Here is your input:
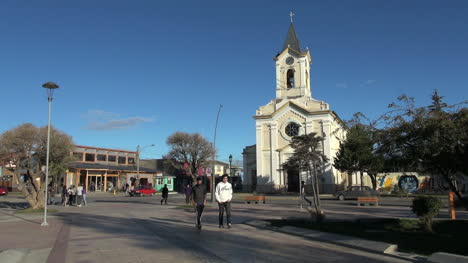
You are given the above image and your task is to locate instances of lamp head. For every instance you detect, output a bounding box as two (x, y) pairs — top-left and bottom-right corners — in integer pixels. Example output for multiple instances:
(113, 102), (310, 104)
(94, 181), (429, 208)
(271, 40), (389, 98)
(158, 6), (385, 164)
(42, 82), (59, 100)
(42, 82), (59, 90)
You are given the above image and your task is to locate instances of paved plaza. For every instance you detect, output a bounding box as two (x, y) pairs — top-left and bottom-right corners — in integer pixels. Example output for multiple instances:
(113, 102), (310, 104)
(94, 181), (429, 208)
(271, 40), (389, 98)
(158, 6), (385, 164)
(1, 193), (467, 263)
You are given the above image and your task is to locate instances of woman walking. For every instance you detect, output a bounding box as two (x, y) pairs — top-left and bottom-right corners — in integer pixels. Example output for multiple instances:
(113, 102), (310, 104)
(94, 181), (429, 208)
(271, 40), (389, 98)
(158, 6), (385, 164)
(161, 184), (169, 205)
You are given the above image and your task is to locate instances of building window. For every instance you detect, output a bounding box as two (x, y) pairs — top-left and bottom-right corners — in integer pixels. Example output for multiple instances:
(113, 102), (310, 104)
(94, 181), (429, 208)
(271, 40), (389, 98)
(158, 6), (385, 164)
(108, 155), (116, 162)
(85, 153), (95, 162)
(167, 178), (172, 185)
(287, 69), (295, 89)
(285, 122), (300, 137)
(97, 154), (106, 161)
(128, 157), (135, 165)
(156, 178), (164, 185)
(118, 156), (126, 164)
(73, 152), (83, 161)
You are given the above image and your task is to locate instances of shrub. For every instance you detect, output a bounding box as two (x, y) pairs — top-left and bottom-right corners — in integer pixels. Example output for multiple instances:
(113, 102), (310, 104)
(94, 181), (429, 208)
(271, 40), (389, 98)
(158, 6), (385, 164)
(411, 196), (442, 232)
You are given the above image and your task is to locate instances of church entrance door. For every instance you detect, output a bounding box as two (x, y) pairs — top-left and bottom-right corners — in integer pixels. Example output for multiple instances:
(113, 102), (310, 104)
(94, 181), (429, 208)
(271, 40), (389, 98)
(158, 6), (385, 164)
(287, 169), (300, 192)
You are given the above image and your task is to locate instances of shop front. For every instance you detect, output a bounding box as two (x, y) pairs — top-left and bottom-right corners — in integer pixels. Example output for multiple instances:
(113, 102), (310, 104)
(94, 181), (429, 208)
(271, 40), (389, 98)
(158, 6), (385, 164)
(67, 162), (158, 192)
(154, 176), (175, 192)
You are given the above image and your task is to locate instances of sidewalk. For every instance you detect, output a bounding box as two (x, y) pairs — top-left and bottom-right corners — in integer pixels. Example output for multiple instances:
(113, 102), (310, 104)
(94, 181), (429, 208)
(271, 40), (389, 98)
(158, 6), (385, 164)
(0, 217), (63, 263)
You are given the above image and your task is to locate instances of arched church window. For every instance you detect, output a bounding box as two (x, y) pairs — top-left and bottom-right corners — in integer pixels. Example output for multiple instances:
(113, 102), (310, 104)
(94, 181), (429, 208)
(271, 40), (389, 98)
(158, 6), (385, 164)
(285, 122), (300, 137)
(287, 69), (295, 89)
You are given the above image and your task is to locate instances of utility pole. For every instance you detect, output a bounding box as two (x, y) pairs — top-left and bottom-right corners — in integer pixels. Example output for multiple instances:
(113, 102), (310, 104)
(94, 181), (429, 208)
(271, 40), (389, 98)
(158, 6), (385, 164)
(211, 104), (223, 203)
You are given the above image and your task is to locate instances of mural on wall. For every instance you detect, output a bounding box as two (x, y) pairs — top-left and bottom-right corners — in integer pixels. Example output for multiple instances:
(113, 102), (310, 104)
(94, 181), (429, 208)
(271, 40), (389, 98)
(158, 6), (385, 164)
(377, 173), (428, 193)
(376, 173), (468, 193)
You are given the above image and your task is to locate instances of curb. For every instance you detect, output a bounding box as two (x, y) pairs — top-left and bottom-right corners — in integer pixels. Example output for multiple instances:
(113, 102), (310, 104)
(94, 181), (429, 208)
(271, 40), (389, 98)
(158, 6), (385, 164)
(427, 252), (468, 263)
(244, 220), (424, 262)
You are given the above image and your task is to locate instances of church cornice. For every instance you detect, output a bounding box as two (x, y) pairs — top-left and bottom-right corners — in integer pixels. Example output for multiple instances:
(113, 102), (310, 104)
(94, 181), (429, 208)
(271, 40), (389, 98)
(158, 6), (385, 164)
(273, 48), (311, 62)
(254, 101), (322, 119)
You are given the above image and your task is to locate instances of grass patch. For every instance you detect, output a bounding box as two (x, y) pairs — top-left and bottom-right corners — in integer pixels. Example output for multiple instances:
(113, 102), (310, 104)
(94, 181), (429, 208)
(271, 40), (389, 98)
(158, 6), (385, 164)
(15, 208), (59, 214)
(268, 218), (468, 256)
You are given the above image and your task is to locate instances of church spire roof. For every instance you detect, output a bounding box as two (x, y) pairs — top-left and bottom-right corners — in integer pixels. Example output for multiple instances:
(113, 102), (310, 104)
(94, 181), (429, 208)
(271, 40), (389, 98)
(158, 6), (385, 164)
(282, 22), (301, 52)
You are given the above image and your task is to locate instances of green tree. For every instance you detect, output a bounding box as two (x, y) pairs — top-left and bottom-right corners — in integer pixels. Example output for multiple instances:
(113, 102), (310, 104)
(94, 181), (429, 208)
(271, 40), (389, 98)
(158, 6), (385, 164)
(283, 133), (328, 222)
(333, 113), (383, 189)
(0, 123), (74, 209)
(378, 91), (468, 208)
(164, 132), (214, 181)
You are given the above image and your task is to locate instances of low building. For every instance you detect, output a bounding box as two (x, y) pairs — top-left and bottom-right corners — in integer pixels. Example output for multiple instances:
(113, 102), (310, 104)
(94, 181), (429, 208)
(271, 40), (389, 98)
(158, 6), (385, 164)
(139, 159), (175, 192)
(66, 145), (159, 192)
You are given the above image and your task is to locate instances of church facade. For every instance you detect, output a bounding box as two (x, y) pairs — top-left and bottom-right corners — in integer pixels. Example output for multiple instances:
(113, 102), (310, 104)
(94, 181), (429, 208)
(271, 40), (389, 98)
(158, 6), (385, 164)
(243, 22), (357, 194)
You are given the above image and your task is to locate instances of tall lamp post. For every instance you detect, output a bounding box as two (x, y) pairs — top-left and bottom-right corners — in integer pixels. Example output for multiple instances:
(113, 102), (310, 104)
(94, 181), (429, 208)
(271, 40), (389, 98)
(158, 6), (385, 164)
(228, 154), (233, 178)
(41, 82), (59, 227)
(211, 104), (223, 203)
(136, 144), (155, 186)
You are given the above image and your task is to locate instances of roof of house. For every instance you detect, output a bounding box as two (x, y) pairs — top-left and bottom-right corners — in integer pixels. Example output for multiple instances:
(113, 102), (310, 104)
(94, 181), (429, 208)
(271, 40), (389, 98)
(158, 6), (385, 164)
(68, 162), (158, 173)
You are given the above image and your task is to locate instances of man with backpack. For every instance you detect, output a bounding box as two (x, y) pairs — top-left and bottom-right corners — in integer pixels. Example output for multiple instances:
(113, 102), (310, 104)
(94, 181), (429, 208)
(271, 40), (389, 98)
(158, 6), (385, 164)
(192, 177), (207, 230)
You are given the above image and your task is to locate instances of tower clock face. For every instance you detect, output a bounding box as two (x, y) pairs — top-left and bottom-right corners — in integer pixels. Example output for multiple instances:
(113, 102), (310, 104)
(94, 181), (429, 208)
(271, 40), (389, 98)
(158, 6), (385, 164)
(285, 56), (294, 65)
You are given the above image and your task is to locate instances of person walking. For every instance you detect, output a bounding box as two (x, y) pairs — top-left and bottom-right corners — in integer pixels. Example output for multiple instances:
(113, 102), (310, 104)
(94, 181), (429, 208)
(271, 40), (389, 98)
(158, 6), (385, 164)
(215, 174), (233, 229)
(82, 187), (87, 206)
(192, 177), (207, 230)
(77, 184), (83, 207)
(70, 185), (76, 206)
(49, 185), (56, 205)
(62, 185), (69, 207)
(184, 184), (192, 204)
(160, 184), (169, 205)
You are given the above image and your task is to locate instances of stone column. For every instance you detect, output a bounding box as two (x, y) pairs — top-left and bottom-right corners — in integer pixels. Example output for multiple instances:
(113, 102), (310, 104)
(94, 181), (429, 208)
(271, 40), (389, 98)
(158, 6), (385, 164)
(255, 124), (263, 192)
(270, 123), (278, 190)
(321, 120), (333, 193)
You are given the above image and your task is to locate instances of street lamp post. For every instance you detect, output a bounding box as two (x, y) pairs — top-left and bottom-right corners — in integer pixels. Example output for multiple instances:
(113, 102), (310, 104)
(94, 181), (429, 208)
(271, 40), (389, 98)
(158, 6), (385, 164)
(211, 104), (223, 203)
(41, 82), (59, 227)
(228, 154), (233, 178)
(136, 144), (155, 186)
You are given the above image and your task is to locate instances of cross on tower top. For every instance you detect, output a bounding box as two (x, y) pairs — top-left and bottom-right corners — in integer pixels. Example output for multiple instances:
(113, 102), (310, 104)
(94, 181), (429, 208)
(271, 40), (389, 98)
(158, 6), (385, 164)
(289, 11), (295, 23)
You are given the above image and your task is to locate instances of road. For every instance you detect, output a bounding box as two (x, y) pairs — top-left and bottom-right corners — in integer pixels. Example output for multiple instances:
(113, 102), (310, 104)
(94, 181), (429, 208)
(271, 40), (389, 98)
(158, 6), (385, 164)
(0, 193), (418, 263)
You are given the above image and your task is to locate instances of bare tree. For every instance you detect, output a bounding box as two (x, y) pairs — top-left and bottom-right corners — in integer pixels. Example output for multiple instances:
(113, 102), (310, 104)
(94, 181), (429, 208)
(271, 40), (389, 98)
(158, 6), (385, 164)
(0, 123), (74, 209)
(164, 132), (214, 181)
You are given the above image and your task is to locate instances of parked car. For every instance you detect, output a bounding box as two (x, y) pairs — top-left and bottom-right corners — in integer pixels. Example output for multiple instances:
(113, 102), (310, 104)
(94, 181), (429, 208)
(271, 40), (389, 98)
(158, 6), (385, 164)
(129, 186), (156, 197)
(334, 186), (379, 201)
(0, 187), (8, 196)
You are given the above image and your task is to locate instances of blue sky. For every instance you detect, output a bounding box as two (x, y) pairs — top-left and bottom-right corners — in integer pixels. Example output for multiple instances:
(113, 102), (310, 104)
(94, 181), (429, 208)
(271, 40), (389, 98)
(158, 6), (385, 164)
(1, 0), (467, 162)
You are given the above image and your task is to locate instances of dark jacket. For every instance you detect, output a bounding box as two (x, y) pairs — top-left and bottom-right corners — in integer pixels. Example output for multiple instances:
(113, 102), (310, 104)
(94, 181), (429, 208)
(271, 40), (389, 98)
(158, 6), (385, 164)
(184, 186), (192, 196)
(162, 187), (169, 197)
(192, 184), (207, 204)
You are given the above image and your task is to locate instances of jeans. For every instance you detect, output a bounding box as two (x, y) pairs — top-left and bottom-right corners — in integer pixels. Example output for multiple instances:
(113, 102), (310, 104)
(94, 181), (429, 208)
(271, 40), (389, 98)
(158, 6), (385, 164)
(82, 194), (87, 206)
(161, 196), (168, 205)
(196, 204), (204, 226)
(218, 202), (231, 225)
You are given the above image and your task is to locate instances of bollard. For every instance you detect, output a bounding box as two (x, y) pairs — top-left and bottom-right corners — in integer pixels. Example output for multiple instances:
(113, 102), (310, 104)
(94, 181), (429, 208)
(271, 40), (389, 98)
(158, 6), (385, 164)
(448, 192), (456, 220)
(114, 189), (116, 196)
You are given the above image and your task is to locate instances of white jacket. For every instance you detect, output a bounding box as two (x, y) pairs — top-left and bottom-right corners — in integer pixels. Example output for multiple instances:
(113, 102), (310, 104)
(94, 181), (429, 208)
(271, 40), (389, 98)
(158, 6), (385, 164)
(215, 182), (233, 203)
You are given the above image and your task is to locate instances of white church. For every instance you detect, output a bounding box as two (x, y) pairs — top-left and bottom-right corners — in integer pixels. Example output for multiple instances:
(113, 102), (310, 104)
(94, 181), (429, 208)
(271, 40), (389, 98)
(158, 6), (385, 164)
(243, 20), (359, 194)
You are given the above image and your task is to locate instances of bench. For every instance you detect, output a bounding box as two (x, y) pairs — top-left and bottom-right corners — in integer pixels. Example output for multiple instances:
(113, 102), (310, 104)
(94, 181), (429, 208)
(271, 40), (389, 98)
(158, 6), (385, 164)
(357, 196), (379, 206)
(245, 196), (266, 204)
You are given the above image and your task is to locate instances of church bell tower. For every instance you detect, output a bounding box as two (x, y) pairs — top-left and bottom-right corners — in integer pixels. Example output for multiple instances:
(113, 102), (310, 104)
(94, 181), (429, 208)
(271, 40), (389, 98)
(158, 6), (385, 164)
(274, 22), (312, 99)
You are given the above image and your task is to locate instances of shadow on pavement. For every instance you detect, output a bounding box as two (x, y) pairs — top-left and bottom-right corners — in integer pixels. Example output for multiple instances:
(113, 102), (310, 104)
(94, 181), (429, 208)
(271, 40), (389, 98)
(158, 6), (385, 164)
(50, 211), (385, 263)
